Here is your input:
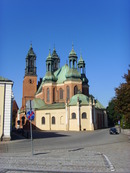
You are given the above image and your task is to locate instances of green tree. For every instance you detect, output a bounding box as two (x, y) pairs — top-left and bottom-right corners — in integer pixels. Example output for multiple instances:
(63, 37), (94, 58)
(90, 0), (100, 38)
(106, 98), (122, 127)
(114, 67), (130, 128)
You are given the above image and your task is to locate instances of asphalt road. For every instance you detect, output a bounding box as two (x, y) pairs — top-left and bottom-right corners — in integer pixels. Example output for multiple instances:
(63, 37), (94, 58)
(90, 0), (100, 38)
(0, 129), (130, 172)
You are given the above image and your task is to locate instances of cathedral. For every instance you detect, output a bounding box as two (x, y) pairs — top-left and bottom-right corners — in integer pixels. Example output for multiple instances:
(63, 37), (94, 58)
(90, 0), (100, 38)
(17, 44), (108, 131)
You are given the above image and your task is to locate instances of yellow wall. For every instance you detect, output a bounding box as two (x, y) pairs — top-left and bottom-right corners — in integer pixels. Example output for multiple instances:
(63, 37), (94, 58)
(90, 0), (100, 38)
(69, 105), (94, 131)
(0, 85), (4, 138)
(36, 109), (66, 131)
(80, 106), (92, 131)
(35, 104), (105, 132)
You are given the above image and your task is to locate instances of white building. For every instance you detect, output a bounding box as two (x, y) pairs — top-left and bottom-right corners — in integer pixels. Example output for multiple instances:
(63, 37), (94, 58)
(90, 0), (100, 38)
(0, 77), (13, 141)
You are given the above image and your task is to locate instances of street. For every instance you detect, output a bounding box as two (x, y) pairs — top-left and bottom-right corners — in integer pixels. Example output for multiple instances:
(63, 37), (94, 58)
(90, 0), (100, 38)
(0, 129), (130, 172)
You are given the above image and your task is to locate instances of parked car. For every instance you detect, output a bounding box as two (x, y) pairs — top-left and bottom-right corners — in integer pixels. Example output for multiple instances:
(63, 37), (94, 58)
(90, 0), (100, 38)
(109, 127), (119, 134)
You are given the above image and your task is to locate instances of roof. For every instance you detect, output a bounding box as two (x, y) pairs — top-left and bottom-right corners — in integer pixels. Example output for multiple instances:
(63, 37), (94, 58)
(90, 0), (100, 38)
(36, 64), (81, 95)
(43, 71), (57, 82)
(0, 76), (13, 83)
(27, 44), (36, 57)
(46, 49), (53, 61)
(69, 93), (89, 106)
(78, 55), (85, 66)
(35, 100), (65, 110)
(54, 64), (69, 83)
(52, 48), (59, 60)
(95, 99), (105, 109)
(69, 46), (77, 57)
(78, 55), (84, 63)
(33, 98), (45, 109)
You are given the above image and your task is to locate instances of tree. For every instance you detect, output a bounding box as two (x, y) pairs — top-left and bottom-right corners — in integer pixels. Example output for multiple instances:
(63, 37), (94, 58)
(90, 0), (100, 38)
(114, 67), (130, 128)
(106, 98), (122, 127)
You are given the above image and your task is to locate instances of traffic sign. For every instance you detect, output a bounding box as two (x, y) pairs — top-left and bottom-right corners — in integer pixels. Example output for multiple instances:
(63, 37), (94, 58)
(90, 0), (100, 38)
(26, 111), (35, 121)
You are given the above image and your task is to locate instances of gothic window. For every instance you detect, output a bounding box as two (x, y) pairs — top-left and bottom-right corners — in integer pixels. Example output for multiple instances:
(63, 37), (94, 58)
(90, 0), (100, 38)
(30, 59), (33, 67)
(52, 116), (55, 124)
(66, 86), (70, 100)
(42, 117), (45, 124)
(60, 88), (63, 100)
(82, 112), (87, 119)
(47, 88), (50, 102)
(72, 113), (76, 119)
(48, 63), (51, 71)
(74, 85), (78, 95)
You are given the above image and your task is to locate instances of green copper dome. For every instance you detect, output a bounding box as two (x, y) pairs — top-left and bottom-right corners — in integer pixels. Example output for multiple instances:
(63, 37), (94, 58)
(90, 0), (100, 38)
(46, 49), (53, 61)
(78, 55), (85, 68)
(78, 55), (84, 63)
(43, 71), (57, 82)
(69, 46), (77, 57)
(69, 93), (89, 106)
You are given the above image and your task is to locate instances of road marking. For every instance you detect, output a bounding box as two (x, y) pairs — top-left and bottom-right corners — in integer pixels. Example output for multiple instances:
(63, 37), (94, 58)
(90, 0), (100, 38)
(102, 153), (115, 172)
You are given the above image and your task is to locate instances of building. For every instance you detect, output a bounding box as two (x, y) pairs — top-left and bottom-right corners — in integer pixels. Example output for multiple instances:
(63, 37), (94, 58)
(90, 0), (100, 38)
(0, 77), (13, 141)
(19, 44), (108, 131)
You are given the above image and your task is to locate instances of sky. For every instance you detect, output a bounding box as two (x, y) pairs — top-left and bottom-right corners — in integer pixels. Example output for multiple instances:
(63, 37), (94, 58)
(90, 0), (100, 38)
(0, 0), (130, 108)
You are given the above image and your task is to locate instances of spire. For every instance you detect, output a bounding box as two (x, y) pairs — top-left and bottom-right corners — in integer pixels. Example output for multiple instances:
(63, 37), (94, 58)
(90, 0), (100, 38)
(69, 43), (77, 69)
(69, 43), (77, 56)
(52, 46), (60, 72)
(78, 54), (85, 70)
(78, 54), (84, 64)
(25, 44), (37, 76)
(46, 49), (52, 60)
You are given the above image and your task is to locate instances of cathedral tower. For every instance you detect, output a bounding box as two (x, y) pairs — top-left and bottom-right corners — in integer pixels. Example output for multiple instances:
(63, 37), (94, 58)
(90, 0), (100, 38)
(22, 44), (37, 110)
(78, 55), (89, 96)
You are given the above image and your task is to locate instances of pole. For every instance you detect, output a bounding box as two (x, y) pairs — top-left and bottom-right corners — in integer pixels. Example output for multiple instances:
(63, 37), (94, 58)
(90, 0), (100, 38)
(30, 100), (33, 156)
(30, 120), (33, 156)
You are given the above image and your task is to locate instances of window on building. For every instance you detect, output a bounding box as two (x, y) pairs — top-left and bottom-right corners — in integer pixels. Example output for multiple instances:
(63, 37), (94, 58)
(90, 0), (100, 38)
(72, 113), (76, 119)
(74, 85), (78, 95)
(66, 86), (70, 100)
(48, 63), (50, 71)
(52, 116), (55, 124)
(42, 117), (45, 124)
(60, 88), (63, 100)
(47, 88), (50, 102)
(82, 112), (87, 119)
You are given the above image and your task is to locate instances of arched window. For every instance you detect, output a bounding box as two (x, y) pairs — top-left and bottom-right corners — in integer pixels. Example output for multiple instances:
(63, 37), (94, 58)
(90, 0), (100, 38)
(73, 60), (77, 68)
(60, 88), (63, 100)
(66, 86), (70, 100)
(72, 113), (76, 119)
(42, 117), (45, 124)
(74, 85), (78, 95)
(82, 112), (87, 119)
(52, 116), (55, 124)
(47, 88), (50, 102)
(48, 63), (50, 71)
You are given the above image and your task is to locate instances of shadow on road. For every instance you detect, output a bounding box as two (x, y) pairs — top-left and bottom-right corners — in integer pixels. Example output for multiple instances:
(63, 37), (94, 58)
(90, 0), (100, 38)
(11, 130), (69, 141)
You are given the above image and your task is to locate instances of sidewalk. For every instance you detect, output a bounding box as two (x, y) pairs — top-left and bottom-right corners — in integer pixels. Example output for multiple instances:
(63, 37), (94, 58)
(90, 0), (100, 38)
(0, 148), (112, 173)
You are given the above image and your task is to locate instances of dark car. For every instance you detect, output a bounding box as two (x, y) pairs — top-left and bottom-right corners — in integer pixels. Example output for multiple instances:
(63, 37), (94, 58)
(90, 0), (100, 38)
(109, 127), (119, 134)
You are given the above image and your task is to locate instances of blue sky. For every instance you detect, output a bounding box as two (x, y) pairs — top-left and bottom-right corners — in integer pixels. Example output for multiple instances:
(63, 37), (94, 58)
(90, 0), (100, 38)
(0, 0), (130, 108)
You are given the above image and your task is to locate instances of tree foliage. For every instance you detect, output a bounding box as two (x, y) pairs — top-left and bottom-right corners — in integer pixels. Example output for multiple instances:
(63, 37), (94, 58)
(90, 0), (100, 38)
(114, 67), (130, 128)
(106, 98), (122, 127)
